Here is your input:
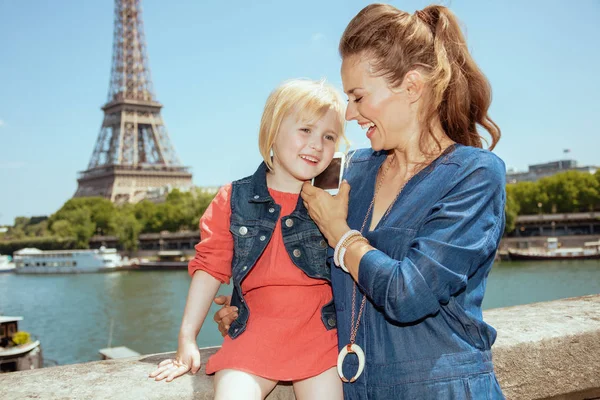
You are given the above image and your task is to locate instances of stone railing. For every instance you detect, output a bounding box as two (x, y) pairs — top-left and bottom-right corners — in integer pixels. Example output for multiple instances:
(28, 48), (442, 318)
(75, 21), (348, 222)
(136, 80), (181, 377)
(2, 295), (599, 400)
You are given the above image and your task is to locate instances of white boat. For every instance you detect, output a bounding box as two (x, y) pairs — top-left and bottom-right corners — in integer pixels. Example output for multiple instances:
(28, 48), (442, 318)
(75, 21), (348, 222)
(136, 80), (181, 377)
(13, 246), (124, 274)
(0, 254), (15, 273)
(0, 316), (43, 373)
(508, 238), (600, 261)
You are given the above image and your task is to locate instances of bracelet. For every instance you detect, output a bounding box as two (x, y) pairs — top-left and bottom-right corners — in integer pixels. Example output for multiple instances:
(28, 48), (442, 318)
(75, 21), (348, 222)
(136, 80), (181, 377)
(339, 236), (369, 273)
(334, 230), (361, 266)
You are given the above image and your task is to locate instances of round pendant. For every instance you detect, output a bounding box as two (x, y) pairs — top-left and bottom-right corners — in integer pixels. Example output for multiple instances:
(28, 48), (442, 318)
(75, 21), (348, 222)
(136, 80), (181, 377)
(336, 343), (365, 383)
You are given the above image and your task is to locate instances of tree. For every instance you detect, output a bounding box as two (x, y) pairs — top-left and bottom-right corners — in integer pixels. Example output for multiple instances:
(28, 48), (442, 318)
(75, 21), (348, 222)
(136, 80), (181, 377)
(50, 209), (96, 248)
(110, 207), (142, 252)
(49, 197), (115, 235)
(504, 187), (520, 234)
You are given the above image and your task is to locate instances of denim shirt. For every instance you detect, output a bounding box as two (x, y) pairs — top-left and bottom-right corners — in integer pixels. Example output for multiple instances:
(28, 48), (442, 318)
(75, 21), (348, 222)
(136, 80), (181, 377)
(227, 162), (336, 339)
(335, 144), (506, 399)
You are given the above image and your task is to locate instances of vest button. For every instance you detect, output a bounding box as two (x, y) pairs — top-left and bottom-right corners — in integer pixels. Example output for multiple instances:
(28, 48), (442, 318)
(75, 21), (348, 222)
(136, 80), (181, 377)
(268, 207), (275, 213)
(242, 266), (248, 271)
(285, 219), (294, 228)
(259, 235), (266, 241)
(328, 317), (336, 327)
(293, 249), (301, 258)
(320, 240), (327, 248)
(239, 226), (248, 235)
(253, 195), (260, 199)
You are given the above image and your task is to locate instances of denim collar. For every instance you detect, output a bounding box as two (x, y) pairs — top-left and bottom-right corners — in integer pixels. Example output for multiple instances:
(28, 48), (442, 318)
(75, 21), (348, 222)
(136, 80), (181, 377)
(248, 162), (310, 218)
(248, 162), (272, 203)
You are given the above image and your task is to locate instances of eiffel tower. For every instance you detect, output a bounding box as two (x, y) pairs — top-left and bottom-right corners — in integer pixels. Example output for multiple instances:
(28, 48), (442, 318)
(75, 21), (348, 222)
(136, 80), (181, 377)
(74, 0), (192, 203)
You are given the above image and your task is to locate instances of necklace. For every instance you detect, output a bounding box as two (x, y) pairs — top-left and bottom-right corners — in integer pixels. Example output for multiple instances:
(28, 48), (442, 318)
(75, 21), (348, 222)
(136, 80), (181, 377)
(337, 152), (418, 383)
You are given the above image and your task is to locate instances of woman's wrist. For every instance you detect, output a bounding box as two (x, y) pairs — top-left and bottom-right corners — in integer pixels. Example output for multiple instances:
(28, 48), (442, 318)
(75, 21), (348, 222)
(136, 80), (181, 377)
(329, 220), (351, 246)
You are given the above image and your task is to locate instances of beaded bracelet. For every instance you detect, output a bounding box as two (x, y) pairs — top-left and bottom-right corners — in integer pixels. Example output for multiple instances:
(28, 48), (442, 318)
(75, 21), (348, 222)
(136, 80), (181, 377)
(334, 230), (361, 266)
(339, 236), (369, 273)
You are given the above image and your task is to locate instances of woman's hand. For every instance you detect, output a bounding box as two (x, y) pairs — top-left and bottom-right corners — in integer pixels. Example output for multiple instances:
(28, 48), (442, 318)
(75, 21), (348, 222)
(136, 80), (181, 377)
(301, 180), (352, 247)
(213, 295), (238, 337)
(149, 337), (201, 382)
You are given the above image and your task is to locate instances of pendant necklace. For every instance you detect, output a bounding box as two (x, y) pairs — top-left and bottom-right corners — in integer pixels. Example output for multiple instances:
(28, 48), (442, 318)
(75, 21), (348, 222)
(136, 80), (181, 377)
(337, 153), (417, 383)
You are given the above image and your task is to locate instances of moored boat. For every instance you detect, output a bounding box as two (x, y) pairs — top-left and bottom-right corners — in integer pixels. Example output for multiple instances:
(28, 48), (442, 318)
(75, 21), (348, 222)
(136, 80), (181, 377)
(0, 254), (15, 273)
(0, 316), (43, 373)
(508, 238), (600, 261)
(13, 246), (124, 274)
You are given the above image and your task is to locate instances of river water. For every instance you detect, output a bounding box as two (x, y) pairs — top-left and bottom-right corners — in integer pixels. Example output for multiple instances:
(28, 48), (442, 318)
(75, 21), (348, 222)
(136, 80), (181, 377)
(0, 260), (598, 366)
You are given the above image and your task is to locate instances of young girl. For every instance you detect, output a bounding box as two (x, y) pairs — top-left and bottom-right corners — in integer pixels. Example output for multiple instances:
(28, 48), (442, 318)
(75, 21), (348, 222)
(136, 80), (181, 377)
(149, 78), (347, 400)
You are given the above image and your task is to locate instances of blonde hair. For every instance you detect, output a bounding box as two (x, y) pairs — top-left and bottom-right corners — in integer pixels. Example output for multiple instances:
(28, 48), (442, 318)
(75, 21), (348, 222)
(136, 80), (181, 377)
(339, 4), (500, 150)
(258, 78), (348, 170)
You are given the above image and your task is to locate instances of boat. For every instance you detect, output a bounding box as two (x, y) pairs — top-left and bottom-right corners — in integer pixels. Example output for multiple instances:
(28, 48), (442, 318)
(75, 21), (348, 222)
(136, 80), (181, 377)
(13, 246), (124, 274)
(0, 316), (43, 373)
(98, 346), (140, 360)
(508, 238), (600, 261)
(131, 250), (188, 271)
(0, 254), (15, 273)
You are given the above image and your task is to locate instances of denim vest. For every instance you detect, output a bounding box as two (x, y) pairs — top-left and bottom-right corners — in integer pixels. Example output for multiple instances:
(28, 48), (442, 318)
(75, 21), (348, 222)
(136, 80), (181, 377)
(227, 162), (337, 339)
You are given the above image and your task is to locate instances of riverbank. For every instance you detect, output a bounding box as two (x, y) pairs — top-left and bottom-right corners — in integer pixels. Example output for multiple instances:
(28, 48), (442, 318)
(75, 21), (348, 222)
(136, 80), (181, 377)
(0, 261), (598, 367)
(3, 295), (599, 400)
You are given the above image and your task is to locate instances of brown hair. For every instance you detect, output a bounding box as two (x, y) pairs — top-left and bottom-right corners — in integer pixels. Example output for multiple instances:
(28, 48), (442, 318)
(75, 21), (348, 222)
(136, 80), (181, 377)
(339, 4), (500, 150)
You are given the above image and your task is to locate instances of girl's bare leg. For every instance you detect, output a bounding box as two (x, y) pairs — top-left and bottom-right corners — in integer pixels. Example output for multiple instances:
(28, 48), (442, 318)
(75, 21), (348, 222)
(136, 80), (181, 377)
(214, 369), (278, 400)
(292, 367), (343, 400)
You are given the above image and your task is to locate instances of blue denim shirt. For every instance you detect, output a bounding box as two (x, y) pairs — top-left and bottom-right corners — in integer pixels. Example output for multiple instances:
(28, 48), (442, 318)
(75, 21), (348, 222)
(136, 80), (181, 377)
(227, 162), (336, 339)
(335, 144), (506, 399)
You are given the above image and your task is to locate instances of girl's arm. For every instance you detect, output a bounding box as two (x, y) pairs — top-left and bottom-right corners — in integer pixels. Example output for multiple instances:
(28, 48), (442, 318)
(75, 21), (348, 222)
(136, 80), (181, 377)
(150, 271), (221, 382)
(150, 184), (233, 382)
(179, 270), (222, 343)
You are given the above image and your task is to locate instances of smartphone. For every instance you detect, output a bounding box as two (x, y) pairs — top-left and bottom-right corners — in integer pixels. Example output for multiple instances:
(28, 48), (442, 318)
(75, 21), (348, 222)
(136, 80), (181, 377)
(311, 152), (345, 195)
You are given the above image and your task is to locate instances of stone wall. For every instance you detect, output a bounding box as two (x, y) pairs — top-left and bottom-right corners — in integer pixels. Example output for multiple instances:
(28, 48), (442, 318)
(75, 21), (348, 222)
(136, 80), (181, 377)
(1, 295), (599, 400)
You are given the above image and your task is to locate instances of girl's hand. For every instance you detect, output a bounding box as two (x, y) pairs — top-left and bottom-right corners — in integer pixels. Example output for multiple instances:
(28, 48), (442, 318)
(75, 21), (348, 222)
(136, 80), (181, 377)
(301, 180), (352, 247)
(149, 338), (201, 382)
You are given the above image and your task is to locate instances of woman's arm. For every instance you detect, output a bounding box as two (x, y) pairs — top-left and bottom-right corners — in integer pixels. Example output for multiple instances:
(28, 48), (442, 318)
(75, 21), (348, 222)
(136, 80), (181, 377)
(304, 156), (506, 324)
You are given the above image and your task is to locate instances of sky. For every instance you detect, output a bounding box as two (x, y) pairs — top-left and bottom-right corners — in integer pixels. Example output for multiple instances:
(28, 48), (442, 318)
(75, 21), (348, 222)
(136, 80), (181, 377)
(0, 0), (599, 225)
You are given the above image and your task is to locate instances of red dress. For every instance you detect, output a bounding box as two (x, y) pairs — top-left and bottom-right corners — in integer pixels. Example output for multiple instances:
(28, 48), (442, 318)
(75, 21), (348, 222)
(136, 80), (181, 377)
(188, 184), (338, 381)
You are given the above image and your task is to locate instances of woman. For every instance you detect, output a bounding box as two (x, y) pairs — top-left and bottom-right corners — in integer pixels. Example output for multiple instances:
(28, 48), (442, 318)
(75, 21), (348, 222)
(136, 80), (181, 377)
(216, 4), (506, 399)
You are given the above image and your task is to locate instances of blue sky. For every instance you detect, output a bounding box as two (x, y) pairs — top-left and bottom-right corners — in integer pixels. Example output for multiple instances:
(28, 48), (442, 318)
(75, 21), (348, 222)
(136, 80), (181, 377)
(0, 0), (599, 225)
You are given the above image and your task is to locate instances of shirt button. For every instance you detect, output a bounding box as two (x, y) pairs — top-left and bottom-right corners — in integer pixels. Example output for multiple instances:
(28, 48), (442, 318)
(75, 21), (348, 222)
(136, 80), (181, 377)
(328, 317), (336, 327)
(268, 207), (275, 213)
(285, 219), (294, 228)
(293, 249), (301, 258)
(253, 195), (260, 199)
(242, 266), (248, 271)
(259, 235), (266, 241)
(238, 226), (248, 235)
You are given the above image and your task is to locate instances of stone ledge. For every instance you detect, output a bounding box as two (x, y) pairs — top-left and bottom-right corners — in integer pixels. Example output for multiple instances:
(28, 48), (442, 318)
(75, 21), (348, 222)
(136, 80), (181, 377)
(1, 295), (599, 400)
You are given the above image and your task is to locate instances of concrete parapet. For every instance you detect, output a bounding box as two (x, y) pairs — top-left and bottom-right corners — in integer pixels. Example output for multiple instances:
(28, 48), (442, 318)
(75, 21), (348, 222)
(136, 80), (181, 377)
(1, 295), (599, 400)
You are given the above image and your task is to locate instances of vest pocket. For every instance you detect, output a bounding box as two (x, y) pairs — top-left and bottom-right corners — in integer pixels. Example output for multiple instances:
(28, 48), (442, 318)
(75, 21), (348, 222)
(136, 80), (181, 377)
(229, 222), (260, 238)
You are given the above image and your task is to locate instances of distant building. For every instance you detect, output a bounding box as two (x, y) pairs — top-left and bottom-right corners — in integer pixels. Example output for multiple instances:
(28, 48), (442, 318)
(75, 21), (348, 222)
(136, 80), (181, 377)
(145, 185), (220, 203)
(507, 159), (598, 183)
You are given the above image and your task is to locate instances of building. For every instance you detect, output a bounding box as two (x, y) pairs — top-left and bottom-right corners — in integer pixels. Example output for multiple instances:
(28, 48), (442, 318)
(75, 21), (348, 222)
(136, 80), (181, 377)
(507, 159), (598, 183)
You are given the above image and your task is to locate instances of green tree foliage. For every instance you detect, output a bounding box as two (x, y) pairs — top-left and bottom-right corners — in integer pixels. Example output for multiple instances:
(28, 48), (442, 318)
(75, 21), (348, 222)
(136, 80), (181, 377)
(504, 187), (520, 234)
(51, 208), (96, 248)
(49, 197), (115, 235)
(507, 171), (600, 216)
(110, 206), (143, 252)
(5, 216), (49, 240)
